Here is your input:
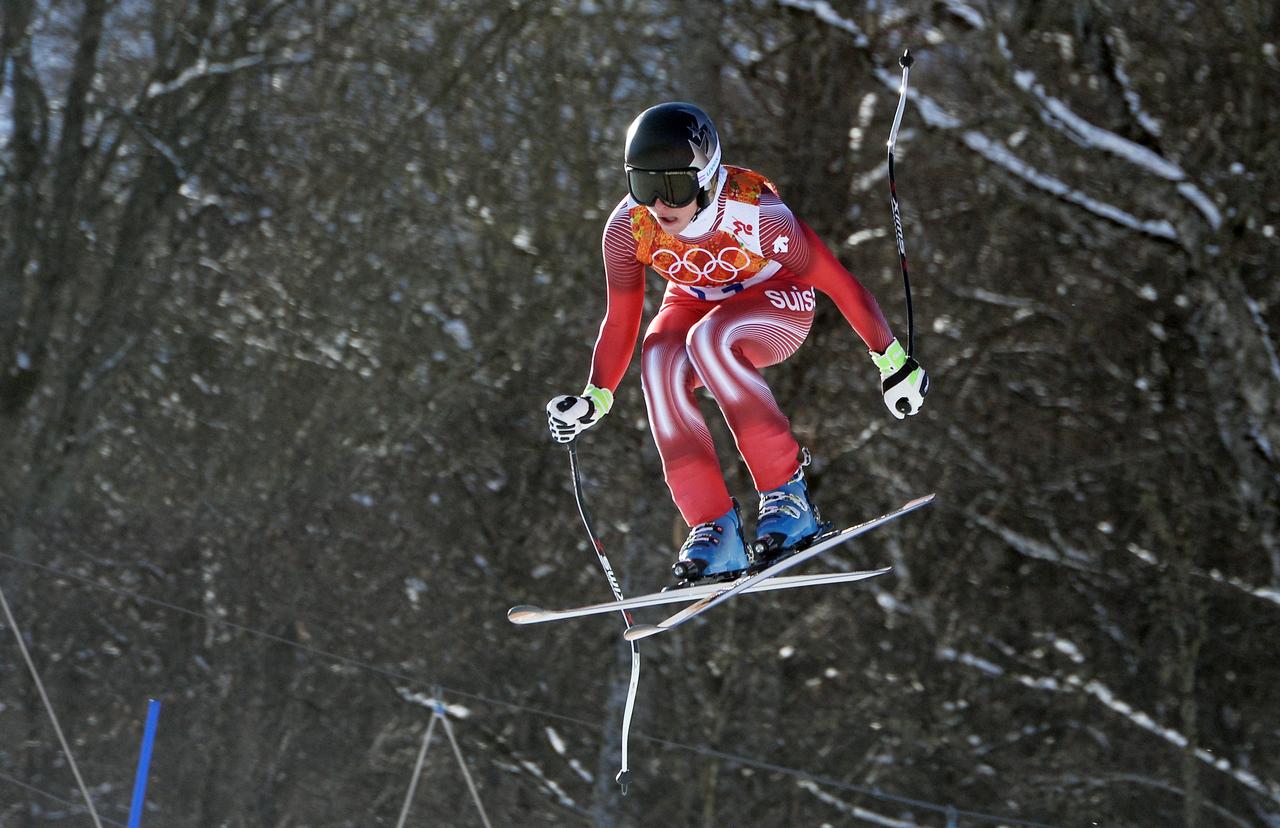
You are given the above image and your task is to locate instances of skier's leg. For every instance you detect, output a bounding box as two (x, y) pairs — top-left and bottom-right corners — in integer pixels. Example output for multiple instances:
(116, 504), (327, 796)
(640, 297), (732, 527)
(684, 281), (815, 493)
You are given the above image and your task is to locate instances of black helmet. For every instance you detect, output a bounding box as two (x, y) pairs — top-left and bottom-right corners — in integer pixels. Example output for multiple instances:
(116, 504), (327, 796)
(624, 102), (722, 210)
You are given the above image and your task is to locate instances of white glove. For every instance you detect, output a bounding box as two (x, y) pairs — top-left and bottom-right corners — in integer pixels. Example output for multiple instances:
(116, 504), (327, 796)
(546, 384), (613, 443)
(871, 338), (929, 419)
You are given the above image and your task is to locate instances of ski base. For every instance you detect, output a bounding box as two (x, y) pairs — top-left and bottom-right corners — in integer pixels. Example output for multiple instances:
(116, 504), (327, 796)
(508, 567), (891, 625)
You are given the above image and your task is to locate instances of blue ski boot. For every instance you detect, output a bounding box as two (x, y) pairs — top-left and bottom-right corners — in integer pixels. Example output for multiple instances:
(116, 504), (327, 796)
(751, 461), (824, 565)
(671, 501), (749, 584)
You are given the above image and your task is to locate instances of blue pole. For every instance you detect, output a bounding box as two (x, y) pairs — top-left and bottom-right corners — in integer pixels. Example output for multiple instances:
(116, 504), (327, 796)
(127, 699), (162, 828)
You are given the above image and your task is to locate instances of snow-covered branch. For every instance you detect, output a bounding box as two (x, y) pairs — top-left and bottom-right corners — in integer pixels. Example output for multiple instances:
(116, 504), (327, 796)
(494, 756), (586, 813)
(1054, 773), (1256, 828)
(968, 512), (1095, 569)
(776, 0), (869, 48)
(774, 0), (1218, 244)
(960, 129), (1180, 239)
(1104, 31), (1165, 139)
(543, 726), (593, 784)
(937, 647), (1280, 806)
(940, 1), (985, 31)
(143, 51), (311, 100)
(1244, 293), (1280, 386)
(1125, 544), (1280, 609)
(995, 33), (1221, 230)
(798, 780), (921, 827)
(866, 65), (1183, 242)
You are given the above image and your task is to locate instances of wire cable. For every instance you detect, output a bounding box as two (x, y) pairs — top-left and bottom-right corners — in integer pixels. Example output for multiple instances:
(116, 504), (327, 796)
(0, 581), (106, 828)
(0, 550), (1057, 827)
(0, 770), (127, 827)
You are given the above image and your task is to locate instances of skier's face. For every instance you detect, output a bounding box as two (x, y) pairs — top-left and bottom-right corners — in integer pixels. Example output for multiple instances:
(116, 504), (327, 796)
(647, 198), (699, 234)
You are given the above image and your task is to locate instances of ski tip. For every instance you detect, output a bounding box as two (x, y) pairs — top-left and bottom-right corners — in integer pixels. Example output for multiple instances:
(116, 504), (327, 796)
(843, 566), (893, 583)
(906, 493), (936, 510)
(507, 605), (544, 624)
(623, 624), (663, 642)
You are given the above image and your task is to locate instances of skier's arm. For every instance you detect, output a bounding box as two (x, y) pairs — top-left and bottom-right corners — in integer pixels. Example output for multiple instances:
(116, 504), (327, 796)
(759, 196), (893, 353)
(761, 197), (928, 418)
(547, 203), (645, 443)
(587, 205), (646, 394)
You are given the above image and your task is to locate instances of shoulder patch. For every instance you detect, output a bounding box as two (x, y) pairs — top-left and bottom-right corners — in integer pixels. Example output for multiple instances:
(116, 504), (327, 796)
(723, 166), (779, 204)
(629, 204), (660, 261)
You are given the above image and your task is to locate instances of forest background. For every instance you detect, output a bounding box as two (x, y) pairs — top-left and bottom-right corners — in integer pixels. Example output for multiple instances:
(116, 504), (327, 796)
(1, 0), (1277, 826)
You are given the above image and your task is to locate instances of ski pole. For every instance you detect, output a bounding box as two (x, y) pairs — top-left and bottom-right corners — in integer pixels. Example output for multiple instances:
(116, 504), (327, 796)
(127, 699), (162, 828)
(566, 442), (641, 795)
(887, 48), (917, 358)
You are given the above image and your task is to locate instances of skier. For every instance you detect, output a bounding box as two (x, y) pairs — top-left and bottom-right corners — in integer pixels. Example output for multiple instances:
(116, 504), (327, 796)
(547, 102), (928, 584)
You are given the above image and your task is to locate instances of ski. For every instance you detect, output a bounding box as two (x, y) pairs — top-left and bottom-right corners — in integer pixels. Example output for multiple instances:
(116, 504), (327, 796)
(508, 567), (891, 626)
(623, 493), (935, 642)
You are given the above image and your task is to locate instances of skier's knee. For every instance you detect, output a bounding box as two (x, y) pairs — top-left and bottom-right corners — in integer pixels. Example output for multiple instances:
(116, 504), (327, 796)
(684, 321), (729, 375)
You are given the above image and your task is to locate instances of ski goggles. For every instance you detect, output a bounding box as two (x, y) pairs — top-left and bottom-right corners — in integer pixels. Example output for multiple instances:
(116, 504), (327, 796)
(626, 167), (702, 207)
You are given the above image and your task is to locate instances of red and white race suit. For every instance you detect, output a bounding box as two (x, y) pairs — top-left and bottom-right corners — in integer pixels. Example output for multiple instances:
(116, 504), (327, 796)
(588, 165), (895, 526)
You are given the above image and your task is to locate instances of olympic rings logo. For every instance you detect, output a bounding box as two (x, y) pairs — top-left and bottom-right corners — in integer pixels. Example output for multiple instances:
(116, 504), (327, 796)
(651, 246), (753, 284)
